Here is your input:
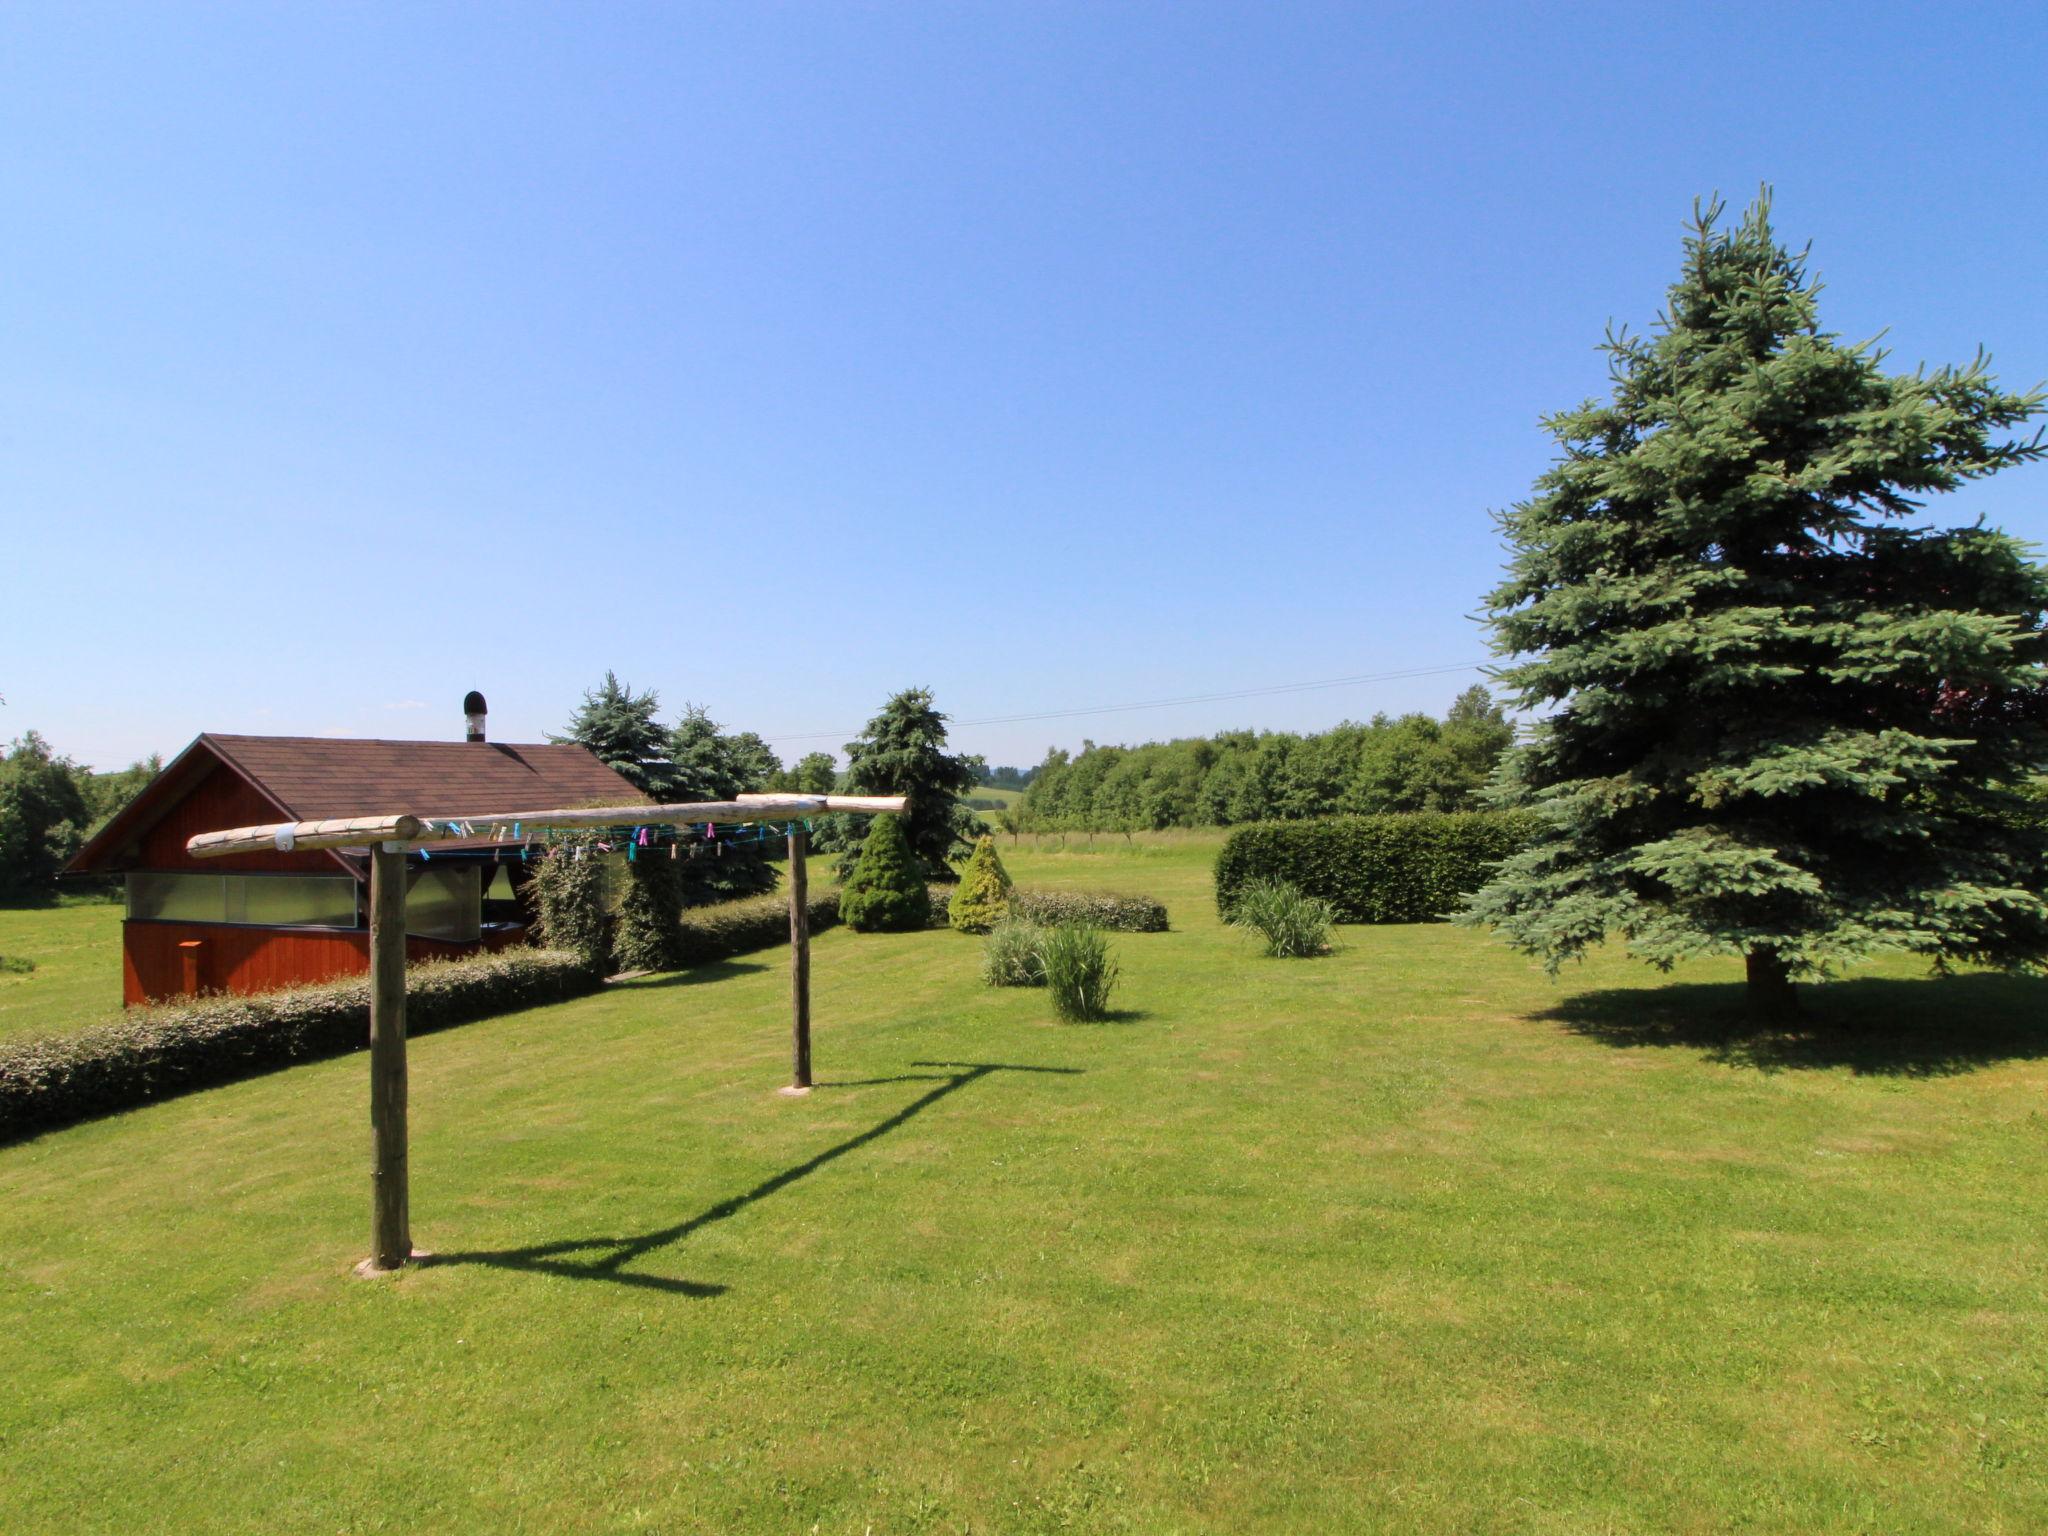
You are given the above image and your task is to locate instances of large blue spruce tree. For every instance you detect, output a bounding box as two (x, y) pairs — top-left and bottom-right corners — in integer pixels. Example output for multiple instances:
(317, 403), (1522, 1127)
(1465, 195), (2048, 1017)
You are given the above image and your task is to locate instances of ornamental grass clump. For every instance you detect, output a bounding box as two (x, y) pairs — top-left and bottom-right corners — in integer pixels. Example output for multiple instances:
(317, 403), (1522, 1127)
(1038, 923), (1119, 1021)
(1228, 878), (1336, 958)
(948, 835), (1014, 933)
(980, 917), (1048, 987)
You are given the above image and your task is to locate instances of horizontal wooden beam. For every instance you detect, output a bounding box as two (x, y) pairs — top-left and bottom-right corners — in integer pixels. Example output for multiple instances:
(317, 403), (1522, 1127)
(735, 793), (909, 814)
(186, 814), (429, 859)
(185, 795), (907, 859)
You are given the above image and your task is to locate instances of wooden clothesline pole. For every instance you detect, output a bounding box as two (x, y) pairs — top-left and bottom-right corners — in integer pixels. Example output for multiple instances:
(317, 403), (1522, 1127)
(782, 826), (813, 1097)
(183, 794), (907, 1276)
(183, 795), (906, 861)
(362, 844), (411, 1273)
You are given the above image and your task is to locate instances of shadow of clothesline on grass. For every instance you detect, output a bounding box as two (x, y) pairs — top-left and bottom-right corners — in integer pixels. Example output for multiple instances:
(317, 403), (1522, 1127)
(423, 1060), (1082, 1295)
(605, 959), (770, 991)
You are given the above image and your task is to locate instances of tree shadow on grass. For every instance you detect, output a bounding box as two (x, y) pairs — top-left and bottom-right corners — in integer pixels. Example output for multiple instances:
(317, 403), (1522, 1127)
(424, 1060), (1082, 1294)
(1536, 971), (2048, 1077)
(1060, 1008), (1150, 1026)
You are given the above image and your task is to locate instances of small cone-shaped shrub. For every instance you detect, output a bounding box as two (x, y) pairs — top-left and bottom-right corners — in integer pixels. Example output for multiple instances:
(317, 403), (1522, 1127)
(948, 835), (1014, 933)
(838, 813), (931, 932)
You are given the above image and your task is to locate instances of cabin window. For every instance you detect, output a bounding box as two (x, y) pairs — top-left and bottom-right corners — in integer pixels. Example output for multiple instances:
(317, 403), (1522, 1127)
(231, 875), (361, 929)
(126, 872), (229, 924)
(405, 867), (481, 943)
(127, 873), (360, 929)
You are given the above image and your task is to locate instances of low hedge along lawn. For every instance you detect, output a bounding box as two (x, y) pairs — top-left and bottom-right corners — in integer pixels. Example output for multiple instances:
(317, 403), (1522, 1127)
(0, 948), (600, 1142)
(1009, 888), (1168, 932)
(675, 890), (842, 965)
(1214, 811), (1538, 924)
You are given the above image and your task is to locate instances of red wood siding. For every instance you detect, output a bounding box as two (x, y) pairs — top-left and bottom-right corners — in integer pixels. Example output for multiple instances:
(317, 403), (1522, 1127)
(136, 765), (350, 875)
(122, 921), (527, 1005)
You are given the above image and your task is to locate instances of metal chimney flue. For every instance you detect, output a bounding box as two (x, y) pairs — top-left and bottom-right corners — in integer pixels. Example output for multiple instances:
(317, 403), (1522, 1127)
(463, 690), (488, 743)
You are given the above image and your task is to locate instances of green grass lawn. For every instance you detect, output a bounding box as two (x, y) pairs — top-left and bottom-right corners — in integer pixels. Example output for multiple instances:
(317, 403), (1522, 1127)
(4, 838), (2046, 1532)
(0, 895), (124, 1042)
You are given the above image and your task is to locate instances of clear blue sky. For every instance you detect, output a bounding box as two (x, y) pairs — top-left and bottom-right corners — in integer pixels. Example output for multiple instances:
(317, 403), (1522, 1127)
(5, 2), (2045, 772)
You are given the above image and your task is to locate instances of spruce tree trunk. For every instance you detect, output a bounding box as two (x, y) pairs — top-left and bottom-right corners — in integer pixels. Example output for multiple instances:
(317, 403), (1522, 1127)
(1745, 949), (1800, 1023)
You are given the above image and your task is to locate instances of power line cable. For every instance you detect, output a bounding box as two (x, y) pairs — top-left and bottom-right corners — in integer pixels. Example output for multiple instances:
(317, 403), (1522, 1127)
(762, 660), (1492, 746)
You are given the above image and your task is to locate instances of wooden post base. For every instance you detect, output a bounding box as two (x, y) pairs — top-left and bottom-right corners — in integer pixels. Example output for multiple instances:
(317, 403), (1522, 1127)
(352, 1248), (433, 1278)
(776, 1084), (813, 1098)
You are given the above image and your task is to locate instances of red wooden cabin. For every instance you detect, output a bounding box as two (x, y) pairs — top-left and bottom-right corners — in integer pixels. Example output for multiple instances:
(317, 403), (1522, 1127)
(65, 698), (645, 1004)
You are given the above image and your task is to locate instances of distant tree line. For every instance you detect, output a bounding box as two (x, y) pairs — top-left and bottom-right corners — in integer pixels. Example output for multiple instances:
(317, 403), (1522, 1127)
(0, 733), (161, 898)
(1014, 686), (1514, 832)
(978, 764), (1038, 791)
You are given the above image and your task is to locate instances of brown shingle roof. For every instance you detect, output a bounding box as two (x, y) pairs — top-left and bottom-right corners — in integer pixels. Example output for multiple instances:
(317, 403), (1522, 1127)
(63, 732), (652, 875)
(201, 734), (648, 819)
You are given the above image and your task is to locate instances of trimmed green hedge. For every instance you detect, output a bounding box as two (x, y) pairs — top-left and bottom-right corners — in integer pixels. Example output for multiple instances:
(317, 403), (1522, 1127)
(1214, 812), (1538, 924)
(675, 890), (842, 965)
(1010, 888), (1169, 933)
(0, 947), (602, 1143)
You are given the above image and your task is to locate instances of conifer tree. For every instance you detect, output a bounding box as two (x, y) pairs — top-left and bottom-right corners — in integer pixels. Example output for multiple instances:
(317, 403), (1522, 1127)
(1465, 194), (2048, 1017)
(833, 688), (984, 880)
(724, 731), (783, 794)
(553, 672), (676, 798)
(667, 703), (778, 904)
(788, 751), (838, 795)
(667, 704), (740, 802)
(838, 812), (931, 932)
(948, 834), (1014, 933)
